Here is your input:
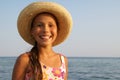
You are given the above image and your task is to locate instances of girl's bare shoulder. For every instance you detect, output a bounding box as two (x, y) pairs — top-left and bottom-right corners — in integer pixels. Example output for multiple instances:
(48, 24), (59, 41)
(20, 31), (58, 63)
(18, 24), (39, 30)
(12, 52), (31, 80)
(62, 55), (68, 64)
(58, 53), (68, 64)
(16, 52), (30, 65)
(59, 53), (68, 61)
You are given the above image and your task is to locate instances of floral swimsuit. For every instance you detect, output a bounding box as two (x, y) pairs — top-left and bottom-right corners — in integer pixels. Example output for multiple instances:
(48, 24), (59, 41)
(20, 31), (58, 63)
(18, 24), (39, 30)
(25, 55), (66, 80)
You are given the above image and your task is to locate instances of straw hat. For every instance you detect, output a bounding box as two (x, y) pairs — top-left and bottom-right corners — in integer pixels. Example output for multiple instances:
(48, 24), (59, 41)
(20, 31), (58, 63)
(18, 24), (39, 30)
(17, 2), (73, 46)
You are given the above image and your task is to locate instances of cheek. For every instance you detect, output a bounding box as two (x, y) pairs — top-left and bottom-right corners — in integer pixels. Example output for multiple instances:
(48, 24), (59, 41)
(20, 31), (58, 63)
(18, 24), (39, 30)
(54, 29), (58, 40)
(53, 28), (58, 35)
(31, 28), (40, 36)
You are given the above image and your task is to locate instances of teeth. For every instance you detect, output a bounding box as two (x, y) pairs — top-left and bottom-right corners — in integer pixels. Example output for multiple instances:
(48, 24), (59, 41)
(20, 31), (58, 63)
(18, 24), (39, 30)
(40, 35), (50, 39)
(42, 36), (49, 39)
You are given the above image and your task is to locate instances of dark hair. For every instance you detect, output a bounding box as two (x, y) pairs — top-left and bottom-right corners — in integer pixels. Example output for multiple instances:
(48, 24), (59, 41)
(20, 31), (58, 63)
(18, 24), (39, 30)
(29, 42), (42, 80)
(29, 12), (59, 80)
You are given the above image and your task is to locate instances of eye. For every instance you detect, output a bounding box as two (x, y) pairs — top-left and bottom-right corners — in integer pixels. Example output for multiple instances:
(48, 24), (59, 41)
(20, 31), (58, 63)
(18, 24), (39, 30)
(37, 23), (43, 27)
(34, 23), (43, 27)
(49, 23), (54, 28)
(49, 24), (53, 27)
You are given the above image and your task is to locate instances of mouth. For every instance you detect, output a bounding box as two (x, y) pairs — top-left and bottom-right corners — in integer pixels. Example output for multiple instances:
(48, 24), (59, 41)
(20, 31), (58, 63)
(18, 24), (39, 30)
(39, 35), (52, 40)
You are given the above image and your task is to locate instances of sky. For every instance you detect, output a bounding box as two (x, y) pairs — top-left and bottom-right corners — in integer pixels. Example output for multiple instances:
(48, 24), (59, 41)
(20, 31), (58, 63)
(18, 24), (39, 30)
(0, 0), (120, 57)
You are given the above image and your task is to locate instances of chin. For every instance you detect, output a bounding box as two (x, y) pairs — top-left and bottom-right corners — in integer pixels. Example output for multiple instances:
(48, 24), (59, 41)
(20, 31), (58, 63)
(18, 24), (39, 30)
(38, 43), (52, 47)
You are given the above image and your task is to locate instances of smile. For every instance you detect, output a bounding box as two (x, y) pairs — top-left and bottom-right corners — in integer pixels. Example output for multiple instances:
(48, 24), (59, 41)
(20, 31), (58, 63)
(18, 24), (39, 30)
(39, 35), (52, 40)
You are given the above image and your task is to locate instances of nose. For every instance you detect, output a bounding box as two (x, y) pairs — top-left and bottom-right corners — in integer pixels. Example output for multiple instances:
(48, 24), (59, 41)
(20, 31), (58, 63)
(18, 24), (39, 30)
(43, 25), (49, 33)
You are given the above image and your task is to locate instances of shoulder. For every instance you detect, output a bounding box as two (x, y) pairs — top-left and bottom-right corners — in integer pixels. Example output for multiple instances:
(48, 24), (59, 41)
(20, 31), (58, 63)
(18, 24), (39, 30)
(14, 52), (30, 69)
(59, 54), (68, 65)
(63, 55), (68, 65)
(16, 53), (30, 64)
(12, 53), (30, 80)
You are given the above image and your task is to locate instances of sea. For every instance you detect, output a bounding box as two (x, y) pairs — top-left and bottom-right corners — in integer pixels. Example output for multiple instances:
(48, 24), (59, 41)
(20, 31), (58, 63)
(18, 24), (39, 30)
(0, 57), (120, 80)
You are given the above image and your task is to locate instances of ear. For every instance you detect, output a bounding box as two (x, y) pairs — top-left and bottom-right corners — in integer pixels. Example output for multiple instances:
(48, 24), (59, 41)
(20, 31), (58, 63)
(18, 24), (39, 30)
(30, 29), (34, 35)
(30, 30), (35, 39)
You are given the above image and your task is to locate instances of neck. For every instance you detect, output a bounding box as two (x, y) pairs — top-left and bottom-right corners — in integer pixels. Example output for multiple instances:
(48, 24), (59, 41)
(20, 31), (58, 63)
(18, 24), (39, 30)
(37, 45), (55, 58)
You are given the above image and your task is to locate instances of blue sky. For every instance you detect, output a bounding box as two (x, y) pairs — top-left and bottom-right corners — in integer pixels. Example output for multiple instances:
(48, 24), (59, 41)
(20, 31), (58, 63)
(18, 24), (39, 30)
(0, 0), (120, 57)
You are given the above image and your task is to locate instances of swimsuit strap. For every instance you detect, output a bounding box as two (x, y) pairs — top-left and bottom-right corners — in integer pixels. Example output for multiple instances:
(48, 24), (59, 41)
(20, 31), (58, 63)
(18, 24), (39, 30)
(61, 55), (65, 64)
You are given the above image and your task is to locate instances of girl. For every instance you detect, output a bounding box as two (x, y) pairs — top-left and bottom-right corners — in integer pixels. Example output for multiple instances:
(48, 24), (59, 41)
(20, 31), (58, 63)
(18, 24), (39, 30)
(12, 2), (72, 80)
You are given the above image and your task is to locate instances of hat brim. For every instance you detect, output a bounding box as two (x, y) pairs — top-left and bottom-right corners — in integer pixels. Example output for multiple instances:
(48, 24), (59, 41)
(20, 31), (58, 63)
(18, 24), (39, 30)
(17, 2), (73, 46)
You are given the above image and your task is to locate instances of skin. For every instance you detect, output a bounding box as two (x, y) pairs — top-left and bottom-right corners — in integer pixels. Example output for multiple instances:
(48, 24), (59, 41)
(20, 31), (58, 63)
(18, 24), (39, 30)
(12, 13), (68, 80)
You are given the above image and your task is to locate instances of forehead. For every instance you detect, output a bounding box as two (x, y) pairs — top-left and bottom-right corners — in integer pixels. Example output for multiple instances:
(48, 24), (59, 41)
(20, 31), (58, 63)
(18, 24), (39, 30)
(33, 13), (57, 22)
(31, 12), (59, 28)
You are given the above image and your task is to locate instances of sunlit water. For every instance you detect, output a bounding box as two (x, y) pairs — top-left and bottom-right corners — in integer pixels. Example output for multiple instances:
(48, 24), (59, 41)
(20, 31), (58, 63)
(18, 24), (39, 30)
(1, 57), (120, 80)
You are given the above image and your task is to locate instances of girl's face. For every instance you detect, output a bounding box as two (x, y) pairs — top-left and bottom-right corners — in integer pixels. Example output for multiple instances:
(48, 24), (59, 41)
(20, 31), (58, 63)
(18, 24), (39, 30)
(31, 13), (58, 47)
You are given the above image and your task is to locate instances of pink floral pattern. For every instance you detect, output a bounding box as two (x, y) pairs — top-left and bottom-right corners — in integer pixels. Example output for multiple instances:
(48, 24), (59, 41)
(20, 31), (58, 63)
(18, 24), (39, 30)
(52, 68), (64, 78)
(42, 55), (66, 80)
(25, 55), (66, 80)
(52, 68), (61, 77)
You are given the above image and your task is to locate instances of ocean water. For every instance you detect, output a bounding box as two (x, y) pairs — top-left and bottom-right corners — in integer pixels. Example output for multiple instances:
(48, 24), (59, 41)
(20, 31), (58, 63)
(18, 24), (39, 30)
(1, 57), (120, 80)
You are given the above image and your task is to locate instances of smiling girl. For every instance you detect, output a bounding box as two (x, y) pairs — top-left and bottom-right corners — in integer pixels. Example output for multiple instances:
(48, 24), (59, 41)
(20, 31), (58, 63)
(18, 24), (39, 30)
(12, 2), (72, 80)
